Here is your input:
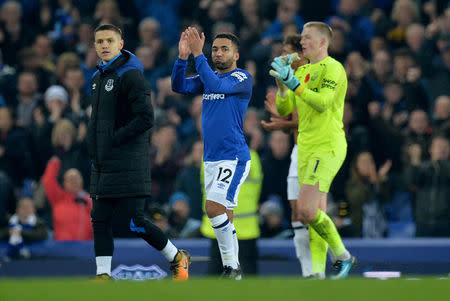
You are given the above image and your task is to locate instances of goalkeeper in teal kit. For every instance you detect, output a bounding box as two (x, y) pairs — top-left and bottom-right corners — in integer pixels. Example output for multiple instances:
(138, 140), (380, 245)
(270, 22), (356, 279)
(172, 27), (252, 279)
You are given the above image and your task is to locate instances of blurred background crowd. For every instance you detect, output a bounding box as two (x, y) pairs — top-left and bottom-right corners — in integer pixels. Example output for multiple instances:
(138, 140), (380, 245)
(0, 0), (449, 260)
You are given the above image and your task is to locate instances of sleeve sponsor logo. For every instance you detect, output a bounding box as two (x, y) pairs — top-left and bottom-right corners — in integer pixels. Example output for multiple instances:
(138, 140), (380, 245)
(321, 78), (337, 90)
(230, 71), (248, 82)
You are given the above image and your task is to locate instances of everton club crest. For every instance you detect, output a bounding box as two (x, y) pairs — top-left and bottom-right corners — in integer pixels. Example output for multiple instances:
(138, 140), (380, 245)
(105, 79), (114, 92)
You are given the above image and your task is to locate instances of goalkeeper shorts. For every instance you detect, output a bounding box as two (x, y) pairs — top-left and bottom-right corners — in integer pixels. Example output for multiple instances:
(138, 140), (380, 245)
(297, 148), (346, 193)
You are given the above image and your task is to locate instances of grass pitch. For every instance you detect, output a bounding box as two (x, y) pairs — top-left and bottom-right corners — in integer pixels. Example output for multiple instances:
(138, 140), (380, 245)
(0, 277), (449, 301)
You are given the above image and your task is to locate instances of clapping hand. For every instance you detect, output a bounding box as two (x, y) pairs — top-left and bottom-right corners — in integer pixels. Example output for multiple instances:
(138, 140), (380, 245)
(269, 56), (300, 91)
(185, 27), (205, 57)
(178, 30), (191, 60)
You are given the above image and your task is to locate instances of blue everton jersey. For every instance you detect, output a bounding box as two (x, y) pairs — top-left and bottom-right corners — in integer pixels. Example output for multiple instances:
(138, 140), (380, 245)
(172, 54), (252, 162)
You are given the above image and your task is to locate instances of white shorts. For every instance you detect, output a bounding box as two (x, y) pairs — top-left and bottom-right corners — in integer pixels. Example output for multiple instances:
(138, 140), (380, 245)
(204, 159), (251, 209)
(287, 144), (300, 200)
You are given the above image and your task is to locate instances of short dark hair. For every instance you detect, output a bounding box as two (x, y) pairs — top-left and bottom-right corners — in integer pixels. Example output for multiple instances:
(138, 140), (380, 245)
(284, 33), (302, 53)
(94, 24), (122, 38)
(214, 33), (240, 49)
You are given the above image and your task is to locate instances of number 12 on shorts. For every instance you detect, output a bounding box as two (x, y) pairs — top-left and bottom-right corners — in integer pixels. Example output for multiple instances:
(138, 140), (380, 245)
(217, 167), (233, 183)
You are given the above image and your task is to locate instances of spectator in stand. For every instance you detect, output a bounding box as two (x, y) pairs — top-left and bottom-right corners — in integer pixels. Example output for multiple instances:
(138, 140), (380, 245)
(259, 130), (291, 223)
(326, 0), (375, 56)
(0, 171), (16, 233)
(150, 123), (181, 205)
(15, 71), (43, 128)
(402, 109), (433, 160)
(137, 18), (170, 69)
(0, 107), (30, 186)
(175, 139), (204, 220)
(51, 118), (90, 185)
(1, 197), (47, 260)
(62, 66), (89, 126)
(261, 0), (304, 43)
(42, 157), (93, 241)
(75, 21), (95, 59)
(168, 192), (201, 239)
(32, 34), (55, 74)
(259, 198), (291, 238)
(16, 47), (53, 95)
(405, 23), (425, 56)
(0, 1), (35, 66)
(345, 152), (391, 237)
(387, 0), (419, 49)
(55, 52), (80, 85)
(432, 95), (450, 131)
(407, 135), (450, 237)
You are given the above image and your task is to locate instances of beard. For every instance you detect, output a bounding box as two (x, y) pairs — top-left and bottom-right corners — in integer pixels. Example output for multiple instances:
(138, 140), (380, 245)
(213, 58), (234, 70)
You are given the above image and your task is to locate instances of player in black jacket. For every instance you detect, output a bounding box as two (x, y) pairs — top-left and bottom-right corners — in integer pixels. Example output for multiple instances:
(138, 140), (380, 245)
(87, 24), (190, 281)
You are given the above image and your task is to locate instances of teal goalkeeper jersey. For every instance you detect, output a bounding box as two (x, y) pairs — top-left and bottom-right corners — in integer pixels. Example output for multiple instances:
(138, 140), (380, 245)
(276, 56), (347, 153)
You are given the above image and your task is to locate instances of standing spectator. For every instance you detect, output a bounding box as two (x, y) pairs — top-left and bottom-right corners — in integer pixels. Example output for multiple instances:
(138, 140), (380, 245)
(15, 71), (43, 128)
(261, 0), (304, 42)
(0, 1), (35, 66)
(1, 197), (47, 260)
(42, 157), (92, 241)
(259, 130), (291, 223)
(175, 139), (204, 220)
(386, 0), (419, 49)
(150, 123), (181, 205)
(407, 136), (450, 236)
(0, 107), (29, 186)
(432, 95), (450, 131)
(345, 152), (391, 237)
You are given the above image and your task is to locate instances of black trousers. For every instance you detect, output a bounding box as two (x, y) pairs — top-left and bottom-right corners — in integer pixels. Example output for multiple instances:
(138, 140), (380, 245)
(91, 196), (168, 256)
(207, 238), (259, 275)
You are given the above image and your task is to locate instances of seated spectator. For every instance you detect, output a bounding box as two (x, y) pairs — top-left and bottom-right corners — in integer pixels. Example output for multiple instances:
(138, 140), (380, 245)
(345, 152), (391, 237)
(167, 192), (201, 239)
(407, 136), (450, 237)
(259, 198), (291, 238)
(42, 157), (93, 241)
(1, 197), (47, 260)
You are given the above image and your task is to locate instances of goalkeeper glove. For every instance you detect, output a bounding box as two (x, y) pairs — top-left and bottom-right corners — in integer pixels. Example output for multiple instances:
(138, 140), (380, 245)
(269, 56), (300, 91)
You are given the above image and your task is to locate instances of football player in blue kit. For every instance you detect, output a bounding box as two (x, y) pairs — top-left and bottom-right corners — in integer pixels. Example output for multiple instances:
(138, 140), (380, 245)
(172, 27), (253, 279)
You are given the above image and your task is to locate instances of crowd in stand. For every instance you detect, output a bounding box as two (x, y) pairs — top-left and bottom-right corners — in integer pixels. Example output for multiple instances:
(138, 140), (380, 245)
(0, 0), (449, 259)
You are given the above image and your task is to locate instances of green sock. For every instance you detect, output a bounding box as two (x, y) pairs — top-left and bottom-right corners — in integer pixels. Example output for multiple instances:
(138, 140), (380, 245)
(309, 210), (346, 258)
(309, 226), (327, 274)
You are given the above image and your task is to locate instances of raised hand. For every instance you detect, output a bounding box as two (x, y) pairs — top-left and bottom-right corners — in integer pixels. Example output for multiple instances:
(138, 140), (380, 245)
(264, 92), (280, 117)
(186, 26), (205, 57)
(377, 160), (392, 180)
(178, 30), (191, 60)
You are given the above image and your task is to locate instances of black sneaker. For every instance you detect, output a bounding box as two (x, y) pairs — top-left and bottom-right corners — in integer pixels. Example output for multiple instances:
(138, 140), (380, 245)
(221, 265), (243, 280)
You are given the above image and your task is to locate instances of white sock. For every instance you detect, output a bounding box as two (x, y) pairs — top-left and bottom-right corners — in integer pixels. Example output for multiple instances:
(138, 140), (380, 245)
(161, 240), (179, 262)
(292, 221), (312, 277)
(230, 223), (239, 265)
(337, 250), (351, 261)
(210, 213), (237, 269)
(96, 256), (112, 275)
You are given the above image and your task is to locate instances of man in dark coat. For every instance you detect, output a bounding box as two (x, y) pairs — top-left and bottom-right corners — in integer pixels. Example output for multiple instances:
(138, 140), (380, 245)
(87, 24), (190, 281)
